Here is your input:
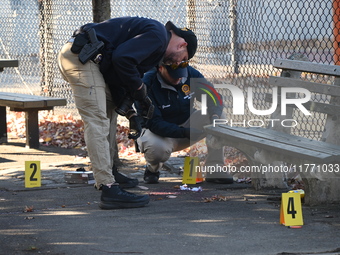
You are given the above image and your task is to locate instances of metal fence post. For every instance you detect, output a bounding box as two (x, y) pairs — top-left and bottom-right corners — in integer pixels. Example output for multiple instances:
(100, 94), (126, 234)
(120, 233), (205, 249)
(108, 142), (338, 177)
(333, 0), (340, 65)
(229, 0), (239, 74)
(38, 0), (53, 96)
(187, 0), (196, 31)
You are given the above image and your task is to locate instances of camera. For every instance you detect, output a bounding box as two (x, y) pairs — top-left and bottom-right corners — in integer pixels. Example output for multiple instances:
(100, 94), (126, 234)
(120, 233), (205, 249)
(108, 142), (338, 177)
(115, 97), (134, 116)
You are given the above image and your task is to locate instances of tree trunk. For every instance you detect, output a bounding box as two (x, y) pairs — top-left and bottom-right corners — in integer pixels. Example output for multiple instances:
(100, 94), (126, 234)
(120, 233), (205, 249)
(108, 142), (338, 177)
(92, 0), (111, 23)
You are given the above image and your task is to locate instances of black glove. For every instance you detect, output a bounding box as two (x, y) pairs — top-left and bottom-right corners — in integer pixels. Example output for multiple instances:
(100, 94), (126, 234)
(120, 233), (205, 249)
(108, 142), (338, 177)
(183, 128), (204, 141)
(128, 115), (142, 140)
(115, 97), (134, 116)
(132, 84), (154, 119)
(131, 83), (148, 101)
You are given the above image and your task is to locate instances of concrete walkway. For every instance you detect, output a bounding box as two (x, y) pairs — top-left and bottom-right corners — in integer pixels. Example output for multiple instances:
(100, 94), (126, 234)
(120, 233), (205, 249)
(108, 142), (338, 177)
(1, 140), (340, 255)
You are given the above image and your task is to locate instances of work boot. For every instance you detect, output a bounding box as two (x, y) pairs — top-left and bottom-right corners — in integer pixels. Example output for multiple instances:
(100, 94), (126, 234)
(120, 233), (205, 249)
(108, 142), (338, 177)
(112, 165), (139, 189)
(99, 184), (149, 209)
(144, 167), (160, 184)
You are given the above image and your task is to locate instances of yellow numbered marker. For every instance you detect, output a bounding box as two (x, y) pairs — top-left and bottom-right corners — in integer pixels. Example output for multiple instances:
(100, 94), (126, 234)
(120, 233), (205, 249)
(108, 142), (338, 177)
(182, 157), (199, 184)
(280, 193), (304, 226)
(25, 161), (41, 188)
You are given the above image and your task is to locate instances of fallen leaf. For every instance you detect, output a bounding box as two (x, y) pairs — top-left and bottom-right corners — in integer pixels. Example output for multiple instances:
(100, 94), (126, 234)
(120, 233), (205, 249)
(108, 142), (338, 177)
(24, 206), (34, 212)
(202, 195), (230, 203)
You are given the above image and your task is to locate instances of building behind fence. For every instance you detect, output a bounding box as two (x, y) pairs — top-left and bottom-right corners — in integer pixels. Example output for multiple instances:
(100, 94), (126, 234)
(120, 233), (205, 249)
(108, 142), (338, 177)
(0, 0), (338, 140)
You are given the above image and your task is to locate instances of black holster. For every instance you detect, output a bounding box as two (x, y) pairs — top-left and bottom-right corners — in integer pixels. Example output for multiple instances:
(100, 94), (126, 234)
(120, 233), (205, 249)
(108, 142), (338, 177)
(70, 28), (104, 64)
(70, 33), (88, 54)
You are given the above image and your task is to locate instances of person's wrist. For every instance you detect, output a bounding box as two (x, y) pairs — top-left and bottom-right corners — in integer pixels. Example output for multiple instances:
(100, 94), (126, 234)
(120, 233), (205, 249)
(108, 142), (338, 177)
(182, 128), (190, 139)
(137, 83), (144, 90)
(126, 110), (137, 119)
(132, 83), (147, 101)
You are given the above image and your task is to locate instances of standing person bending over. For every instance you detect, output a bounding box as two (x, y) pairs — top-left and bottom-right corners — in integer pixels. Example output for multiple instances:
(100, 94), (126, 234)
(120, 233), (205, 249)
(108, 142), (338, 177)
(57, 17), (197, 209)
(137, 62), (234, 184)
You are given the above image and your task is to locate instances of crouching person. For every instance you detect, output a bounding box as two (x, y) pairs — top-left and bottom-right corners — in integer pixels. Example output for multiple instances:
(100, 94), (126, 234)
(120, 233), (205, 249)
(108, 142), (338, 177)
(137, 63), (234, 184)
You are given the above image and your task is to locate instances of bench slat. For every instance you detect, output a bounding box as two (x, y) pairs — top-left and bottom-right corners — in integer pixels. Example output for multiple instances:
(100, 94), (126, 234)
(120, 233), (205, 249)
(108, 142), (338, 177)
(273, 59), (340, 77)
(205, 125), (340, 163)
(269, 76), (340, 96)
(0, 59), (19, 68)
(264, 94), (340, 116)
(240, 126), (340, 156)
(0, 92), (66, 109)
(307, 101), (340, 116)
(206, 125), (332, 162)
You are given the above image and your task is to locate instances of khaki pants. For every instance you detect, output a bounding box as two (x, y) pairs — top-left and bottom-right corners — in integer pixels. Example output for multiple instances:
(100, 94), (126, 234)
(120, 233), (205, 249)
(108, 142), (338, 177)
(137, 111), (224, 172)
(57, 42), (116, 186)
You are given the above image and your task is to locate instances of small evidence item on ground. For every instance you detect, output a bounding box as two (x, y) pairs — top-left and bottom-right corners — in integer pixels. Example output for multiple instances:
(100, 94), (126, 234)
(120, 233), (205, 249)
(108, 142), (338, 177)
(64, 167), (95, 184)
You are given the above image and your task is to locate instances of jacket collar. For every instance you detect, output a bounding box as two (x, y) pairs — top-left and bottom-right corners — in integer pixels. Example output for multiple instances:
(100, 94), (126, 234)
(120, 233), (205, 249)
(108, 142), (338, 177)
(156, 73), (187, 92)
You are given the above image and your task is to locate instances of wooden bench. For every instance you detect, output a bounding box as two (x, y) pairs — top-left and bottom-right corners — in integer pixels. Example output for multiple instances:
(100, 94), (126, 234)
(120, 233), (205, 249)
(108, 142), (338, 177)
(0, 92), (67, 149)
(204, 57), (340, 204)
(0, 59), (19, 71)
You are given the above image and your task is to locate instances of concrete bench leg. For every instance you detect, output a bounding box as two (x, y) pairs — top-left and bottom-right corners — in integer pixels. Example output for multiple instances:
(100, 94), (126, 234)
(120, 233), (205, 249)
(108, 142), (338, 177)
(0, 106), (7, 144)
(25, 109), (39, 149)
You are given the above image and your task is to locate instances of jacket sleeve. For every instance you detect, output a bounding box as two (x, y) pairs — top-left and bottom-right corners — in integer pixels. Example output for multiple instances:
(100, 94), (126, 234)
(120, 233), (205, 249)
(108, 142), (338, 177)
(145, 93), (187, 139)
(140, 72), (186, 138)
(111, 31), (166, 93)
(146, 107), (187, 138)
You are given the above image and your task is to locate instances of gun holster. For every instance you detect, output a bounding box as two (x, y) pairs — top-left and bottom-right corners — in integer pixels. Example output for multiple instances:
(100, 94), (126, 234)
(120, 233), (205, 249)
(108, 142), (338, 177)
(70, 28), (104, 65)
(70, 33), (88, 54)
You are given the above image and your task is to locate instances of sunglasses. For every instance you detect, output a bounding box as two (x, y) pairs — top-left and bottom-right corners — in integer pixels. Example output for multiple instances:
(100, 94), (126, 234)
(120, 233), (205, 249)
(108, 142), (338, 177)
(162, 60), (189, 70)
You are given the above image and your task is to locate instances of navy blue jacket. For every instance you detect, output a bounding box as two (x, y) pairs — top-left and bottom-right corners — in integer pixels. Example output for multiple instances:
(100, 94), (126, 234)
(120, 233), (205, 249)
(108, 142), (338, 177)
(142, 66), (224, 138)
(79, 17), (170, 104)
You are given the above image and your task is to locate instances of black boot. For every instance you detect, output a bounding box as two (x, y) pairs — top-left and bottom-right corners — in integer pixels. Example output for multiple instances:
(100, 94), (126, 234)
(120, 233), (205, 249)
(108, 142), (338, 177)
(143, 167), (160, 184)
(99, 184), (149, 209)
(112, 165), (139, 188)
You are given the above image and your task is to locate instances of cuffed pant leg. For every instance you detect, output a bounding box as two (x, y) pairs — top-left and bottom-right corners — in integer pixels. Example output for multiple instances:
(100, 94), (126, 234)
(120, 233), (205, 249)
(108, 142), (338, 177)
(57, 43), (114, 186)
(137, 129), (173, 172)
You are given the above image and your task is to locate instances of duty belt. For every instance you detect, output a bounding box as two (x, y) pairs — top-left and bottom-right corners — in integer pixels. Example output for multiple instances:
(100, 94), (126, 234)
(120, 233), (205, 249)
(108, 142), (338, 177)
(69, 28), (104, 65)
(68, 37), (102, 64)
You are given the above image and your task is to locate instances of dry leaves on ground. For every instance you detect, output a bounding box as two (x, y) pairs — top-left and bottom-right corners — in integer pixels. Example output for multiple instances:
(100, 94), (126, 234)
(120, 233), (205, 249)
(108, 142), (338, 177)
(6, 111), (248, 166)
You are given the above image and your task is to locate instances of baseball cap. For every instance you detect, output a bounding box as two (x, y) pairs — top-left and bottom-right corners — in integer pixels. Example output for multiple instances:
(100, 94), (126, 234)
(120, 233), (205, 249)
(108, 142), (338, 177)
(165, 65), (188, 79)
(165, 21), (197, 59)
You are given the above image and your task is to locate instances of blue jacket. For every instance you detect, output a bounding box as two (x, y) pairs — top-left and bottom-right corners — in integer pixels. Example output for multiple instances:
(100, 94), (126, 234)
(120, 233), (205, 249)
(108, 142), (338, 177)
(142, 66), (224, 138)
(79, 16), (170, 105)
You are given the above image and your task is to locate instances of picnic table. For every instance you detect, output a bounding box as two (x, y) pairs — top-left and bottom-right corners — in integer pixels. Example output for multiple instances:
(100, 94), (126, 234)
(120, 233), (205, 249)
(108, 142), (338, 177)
(0, 59), (19, 71)
(0, 59), (67, 148)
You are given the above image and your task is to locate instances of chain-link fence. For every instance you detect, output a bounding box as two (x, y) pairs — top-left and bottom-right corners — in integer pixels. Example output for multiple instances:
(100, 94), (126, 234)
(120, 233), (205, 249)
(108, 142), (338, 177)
(0, 0), (338, 140)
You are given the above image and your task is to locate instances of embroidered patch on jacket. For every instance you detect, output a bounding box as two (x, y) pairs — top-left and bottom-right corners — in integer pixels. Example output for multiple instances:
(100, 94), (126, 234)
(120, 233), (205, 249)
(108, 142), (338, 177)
(182, 84), (190, 95)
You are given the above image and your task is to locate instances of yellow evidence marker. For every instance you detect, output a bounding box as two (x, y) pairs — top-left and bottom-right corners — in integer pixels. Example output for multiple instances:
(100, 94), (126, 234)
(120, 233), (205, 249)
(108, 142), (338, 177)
(280, 192), (304, 226)
(25, 161), (41, 188)
(182, 157), (199, 184)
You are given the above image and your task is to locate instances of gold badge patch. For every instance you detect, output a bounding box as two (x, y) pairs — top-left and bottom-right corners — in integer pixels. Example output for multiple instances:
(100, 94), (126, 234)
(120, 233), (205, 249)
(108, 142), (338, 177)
(182, 84), (190, 95)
